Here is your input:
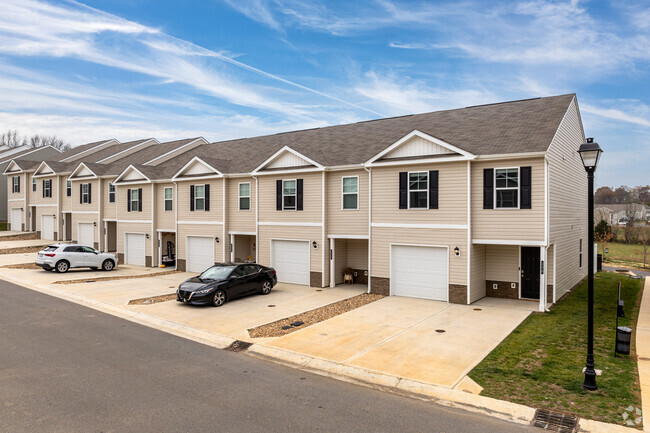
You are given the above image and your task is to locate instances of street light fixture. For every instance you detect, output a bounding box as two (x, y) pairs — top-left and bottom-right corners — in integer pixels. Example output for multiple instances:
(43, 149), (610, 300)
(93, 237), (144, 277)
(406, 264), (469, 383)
(578, 137), (603, 391)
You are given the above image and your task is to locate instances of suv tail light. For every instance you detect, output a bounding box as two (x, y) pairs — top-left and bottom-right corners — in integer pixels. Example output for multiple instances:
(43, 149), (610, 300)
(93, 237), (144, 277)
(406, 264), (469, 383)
(44, 253), (56, 257)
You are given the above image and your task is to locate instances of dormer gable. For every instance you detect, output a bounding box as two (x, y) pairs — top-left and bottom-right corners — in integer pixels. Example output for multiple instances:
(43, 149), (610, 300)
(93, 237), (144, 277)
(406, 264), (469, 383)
(33, 161), (56, 178)
(3, 160), (24, 175)
(365, 130), (474, 166)
(252, 146), (324, 175)
(68, 162), (97, 180)
(171, 156), (223, 181)
(113, 165), (151, 185)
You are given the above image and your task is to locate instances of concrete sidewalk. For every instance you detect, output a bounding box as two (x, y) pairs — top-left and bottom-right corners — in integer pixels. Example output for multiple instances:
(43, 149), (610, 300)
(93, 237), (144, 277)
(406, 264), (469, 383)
(636, 277), (650, 432)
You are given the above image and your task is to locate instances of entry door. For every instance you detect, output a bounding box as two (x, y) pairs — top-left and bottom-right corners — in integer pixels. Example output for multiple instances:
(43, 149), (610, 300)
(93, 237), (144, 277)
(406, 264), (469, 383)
(41, 215), (54, 240)
(521, 247), (541, 299)
(11, 209), (21, 231)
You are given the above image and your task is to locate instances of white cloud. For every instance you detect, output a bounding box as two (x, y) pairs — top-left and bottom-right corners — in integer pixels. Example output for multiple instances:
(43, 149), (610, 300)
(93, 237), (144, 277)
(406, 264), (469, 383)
(581, 102), (650, 129)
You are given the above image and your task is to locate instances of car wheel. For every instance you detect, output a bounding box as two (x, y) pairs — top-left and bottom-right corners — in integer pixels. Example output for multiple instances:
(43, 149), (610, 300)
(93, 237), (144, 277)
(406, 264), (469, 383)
(261, 280), (272, 295)
(211, 289), (226, 307)
(55, 260), (69, 273)
(101, 260), (115, 271)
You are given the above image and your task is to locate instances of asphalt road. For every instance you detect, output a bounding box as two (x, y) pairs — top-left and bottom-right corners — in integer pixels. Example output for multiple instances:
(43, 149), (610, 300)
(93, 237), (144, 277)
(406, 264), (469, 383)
(0, 280), (533, 433)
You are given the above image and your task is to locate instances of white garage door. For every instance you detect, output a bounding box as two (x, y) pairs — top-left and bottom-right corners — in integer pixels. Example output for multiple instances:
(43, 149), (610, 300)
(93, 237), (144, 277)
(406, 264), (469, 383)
(125, 233), (146, 266)
(271, 240), (310, 285)
(391, 245), (448, 301)
(78, 223), (94, 247)
(187, 236), (215, 273)
(11, 209), (21, 231)
(41, 215), (54, 240)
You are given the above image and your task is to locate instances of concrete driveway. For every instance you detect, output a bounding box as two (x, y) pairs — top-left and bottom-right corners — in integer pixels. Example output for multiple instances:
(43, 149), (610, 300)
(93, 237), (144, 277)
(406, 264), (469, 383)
(268, 296), (533, 388)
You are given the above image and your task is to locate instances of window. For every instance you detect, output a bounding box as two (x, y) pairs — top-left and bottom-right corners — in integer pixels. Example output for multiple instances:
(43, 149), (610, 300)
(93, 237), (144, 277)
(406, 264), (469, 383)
(408, 172), (428, 209)
(282, 180), (296, 210)
(32, 177), (36, 192)
(495, 168), (519, 208)
(239, 183), (250, 210)
(109, 183), (115, 203)
(579, 239), (583, 268)
(194, 185), (205, 211)
(130, 189), (139, 212)
(43, 180), (51, 198)
(342, 176), (358, 210)
(12, 176), (19, 193)
(81, 183), (90, 204)
(66, 180), (71, 197)
(164, 187), (173, 211)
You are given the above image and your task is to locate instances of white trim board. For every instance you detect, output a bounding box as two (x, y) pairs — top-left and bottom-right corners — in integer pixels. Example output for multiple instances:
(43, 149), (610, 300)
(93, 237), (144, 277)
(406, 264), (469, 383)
(258, 221), (323, 227)
(117, 220), (152, 224)
(372, 222), (467, 230)
(177, 220), (224, 225)
(472, 239), (546, 246)
(327, 234), (369, 239)
(229, 231), (256, 236)
(365, 130), (474, 165)
(252, 145), (324, 175)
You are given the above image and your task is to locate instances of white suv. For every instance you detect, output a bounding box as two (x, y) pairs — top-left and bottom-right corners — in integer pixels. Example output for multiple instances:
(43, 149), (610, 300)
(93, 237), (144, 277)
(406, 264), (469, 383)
(36, 244), (119, 273)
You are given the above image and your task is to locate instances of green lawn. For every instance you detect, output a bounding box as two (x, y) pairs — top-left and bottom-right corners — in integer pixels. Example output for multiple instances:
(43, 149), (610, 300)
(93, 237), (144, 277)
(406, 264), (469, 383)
(469, 272), (643, 426)
(600, 242), (649, 270)
(0, 222), (7, 231)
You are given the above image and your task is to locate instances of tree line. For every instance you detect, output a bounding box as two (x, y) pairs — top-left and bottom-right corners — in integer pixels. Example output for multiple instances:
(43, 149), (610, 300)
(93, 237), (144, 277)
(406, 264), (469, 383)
(595, 185), (650, 205)
(1, 129), (71, 152)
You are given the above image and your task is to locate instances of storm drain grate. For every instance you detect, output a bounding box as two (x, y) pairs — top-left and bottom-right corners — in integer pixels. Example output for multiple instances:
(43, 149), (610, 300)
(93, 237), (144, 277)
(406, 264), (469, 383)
(224, 340), (253, 352)
(533, 409), (578, 432)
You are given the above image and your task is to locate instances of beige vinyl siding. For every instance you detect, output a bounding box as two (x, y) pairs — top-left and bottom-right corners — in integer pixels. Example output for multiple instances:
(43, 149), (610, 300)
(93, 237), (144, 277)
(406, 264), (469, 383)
(327, 169), (368, 235)
(117, 221), (153, 258)
(176, 224), (225, 263)
(258, 172), (322, 223)
(61, 176), (72, 212)
(155, 182), (176, 230)
(547, 97), (588, 301)
(470, 244), (486, 303)
(31, 175), (57, 205)
(103, 177), (117, 219)
(471, 157), (545, 241)
(71, 179), (99, 212)
(71, 213), (99, 244)
(372, 161), (468, 224)
(176, 178), (224, 222)
(7, 172), (25, 200)
(116, 184), (153, 221)
(258, 225), (322, 273)
(227, 176), (256, 233)
(485, 245), (519, 282)
(371, 227), (467, 284)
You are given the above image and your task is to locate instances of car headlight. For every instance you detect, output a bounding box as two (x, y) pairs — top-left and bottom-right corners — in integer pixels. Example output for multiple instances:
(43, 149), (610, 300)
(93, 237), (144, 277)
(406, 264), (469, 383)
(194, 287), (213, 295)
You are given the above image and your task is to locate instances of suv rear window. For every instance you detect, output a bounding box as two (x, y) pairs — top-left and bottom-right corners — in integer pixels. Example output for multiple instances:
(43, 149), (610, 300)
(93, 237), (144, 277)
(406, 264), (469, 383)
(43, 246), (58, 252)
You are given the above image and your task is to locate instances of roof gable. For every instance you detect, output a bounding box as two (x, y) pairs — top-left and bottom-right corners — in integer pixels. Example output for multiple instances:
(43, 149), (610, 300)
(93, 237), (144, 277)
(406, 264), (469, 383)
(114, 165), (151, 184)
(252, 146), (324, 175)
(3, 160), (23, 174)
(172, 156), (223, 181)
(366, 130), (474, 166)
(33, 161), (56, 177)
(68, 162), (97, 180)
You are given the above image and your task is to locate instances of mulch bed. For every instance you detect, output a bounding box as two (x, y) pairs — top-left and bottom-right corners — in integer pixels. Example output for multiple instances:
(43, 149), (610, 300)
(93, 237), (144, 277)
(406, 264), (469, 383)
(248, 293), (384, 338)
(53, 270), (182, 285)
(1, 263), (41, 269)
(128, 293), (177, 305)
(0, 246), (45, 255)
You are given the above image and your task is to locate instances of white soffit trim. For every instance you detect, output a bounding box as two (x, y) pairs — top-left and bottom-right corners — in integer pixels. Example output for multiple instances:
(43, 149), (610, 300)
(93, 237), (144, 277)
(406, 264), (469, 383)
(68, 162), (97, 180)
(472, 239), (546, 246)
(228, 231), (256, 235)
(365, 130), (475, 166)
(59, 139), (119, 162)
(171, 156), (223, 180)
(143, 137), (209, 165)
(475, 151), (547, 160)
(251, 145), (324, 175)
(327, 234), (369, 239)
(114, 165), (151, 184)
(96, 138), (160, 164)
(372, 222), (467, 230)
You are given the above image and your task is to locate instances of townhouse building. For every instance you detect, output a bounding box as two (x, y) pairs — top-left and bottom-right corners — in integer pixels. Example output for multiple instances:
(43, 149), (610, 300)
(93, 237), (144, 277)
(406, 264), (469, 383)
(4, 94), (588, 311)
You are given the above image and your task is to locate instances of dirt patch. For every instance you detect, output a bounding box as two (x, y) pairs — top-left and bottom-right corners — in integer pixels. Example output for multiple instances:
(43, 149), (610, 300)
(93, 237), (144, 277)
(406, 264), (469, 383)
(128, 293), (176, 305)
(1, 263), (41, 269)
(54, 270), (182, 285)
(248, 293), (384, 338)
(0, 246), (45, 255)
(0, 233), (39, 241)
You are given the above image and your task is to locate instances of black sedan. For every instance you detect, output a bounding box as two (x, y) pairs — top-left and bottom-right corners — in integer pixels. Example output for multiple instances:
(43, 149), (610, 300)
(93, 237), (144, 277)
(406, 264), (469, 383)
(176, 263), (277, 307)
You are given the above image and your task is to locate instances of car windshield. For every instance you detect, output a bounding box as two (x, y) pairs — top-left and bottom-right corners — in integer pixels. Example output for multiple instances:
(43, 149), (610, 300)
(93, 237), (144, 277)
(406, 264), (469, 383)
(199, 266), (235, 280)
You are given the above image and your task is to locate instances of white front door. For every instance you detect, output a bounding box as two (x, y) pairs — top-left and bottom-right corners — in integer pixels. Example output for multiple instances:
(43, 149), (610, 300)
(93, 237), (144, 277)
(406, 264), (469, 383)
(125, 233), (146, 266)
(78, 223), (94, 247)
(391, 245), (448, 301)
(11, 209), (21, 231)
(41, 215), (54, 240)
(271, 240), (310, 285)
(187, 236), (215, 273)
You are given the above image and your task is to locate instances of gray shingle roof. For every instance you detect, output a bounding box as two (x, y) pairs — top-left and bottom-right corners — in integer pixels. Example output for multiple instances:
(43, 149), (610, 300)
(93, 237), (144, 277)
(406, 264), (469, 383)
(56, 139), (116, 162)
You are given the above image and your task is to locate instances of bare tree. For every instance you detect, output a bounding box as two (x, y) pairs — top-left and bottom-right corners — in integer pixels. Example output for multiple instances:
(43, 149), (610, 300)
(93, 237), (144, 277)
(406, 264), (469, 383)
(639, 225), (650, 269)
(1, 130), (71, 151)
(624, 203), (639, 244)
(0, 130), (27, 148)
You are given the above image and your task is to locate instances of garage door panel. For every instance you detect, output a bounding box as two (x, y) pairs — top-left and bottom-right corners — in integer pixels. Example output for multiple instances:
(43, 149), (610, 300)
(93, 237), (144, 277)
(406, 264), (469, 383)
(272, 240), (309, 285)
(78, 223), (94, 247)
(391, 245), (448, 301)
(41, 215), (54, 240)
(11, 209), (21, 231)
(126, 233), (146, 266)
(187, 236), (214, 273)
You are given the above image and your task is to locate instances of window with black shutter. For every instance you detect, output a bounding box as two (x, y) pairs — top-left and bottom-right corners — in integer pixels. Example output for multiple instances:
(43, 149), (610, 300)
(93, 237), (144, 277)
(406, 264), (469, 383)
(520, 166), (532, 209)
(398, 172), (407, 209)
(428, 170), (438, 209)
(483, 168), (494, 209)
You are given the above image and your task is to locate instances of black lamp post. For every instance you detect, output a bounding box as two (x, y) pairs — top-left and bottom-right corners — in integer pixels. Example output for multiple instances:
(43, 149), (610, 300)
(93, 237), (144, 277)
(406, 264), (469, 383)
(578, 137), (603, 391)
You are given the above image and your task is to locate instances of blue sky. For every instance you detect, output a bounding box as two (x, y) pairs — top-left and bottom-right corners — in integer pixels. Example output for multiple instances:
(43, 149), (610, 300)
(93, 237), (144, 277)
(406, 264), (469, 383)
(0, 0), (648, 187)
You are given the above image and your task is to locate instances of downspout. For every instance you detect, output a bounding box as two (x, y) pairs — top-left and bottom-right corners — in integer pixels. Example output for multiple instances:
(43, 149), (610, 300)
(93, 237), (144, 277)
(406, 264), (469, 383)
(253, 175), (259, 263)
(466, 160), (471, 305)
(222, 177), (226, 262)
(151, 182), (155, 266)
(364, 166), (372, 294)
(173, 180), (178, 269)
(322, 170), (326, 288)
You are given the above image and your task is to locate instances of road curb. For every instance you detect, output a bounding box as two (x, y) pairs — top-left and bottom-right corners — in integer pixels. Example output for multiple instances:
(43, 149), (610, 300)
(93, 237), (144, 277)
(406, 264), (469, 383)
(1, 273), (638, 432)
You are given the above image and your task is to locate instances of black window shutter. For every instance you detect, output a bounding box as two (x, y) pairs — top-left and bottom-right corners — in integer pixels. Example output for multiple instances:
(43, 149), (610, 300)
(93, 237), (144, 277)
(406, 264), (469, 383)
(276, 180), (282, 211)
(17, 176), (20, 192)
(296, 179), (303, 211)
(190, 185), (195, 211)
(138, 188), (143, 212)
(42, 180), (46, 198)
(399, 172), (407, 209)
(127, 188), (131, 212)
(80, 184), (83, 204)
(204, 184), (210, 211)
(520, 166), (532, 209)
(483, 168), (494, 209)
(88, 183), (92, 203)
(428, 170), (439, 209)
